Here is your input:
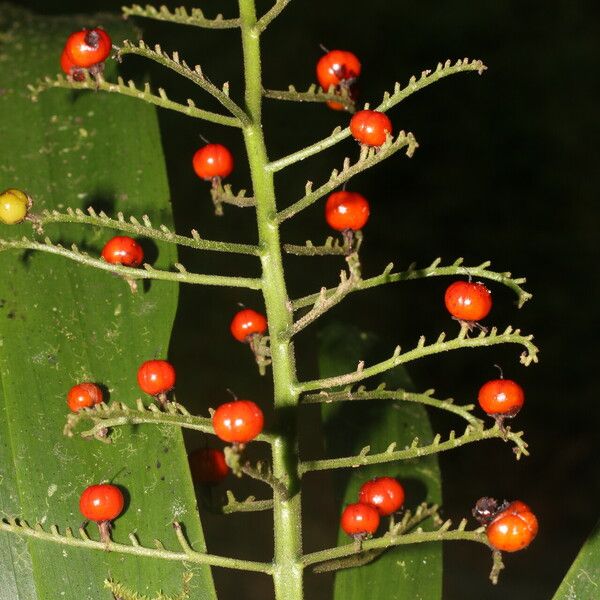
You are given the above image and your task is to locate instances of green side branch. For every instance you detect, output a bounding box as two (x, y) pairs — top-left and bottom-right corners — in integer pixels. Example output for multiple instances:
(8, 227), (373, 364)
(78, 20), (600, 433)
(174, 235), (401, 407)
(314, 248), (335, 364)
(122, 3), (242, 29)
(292, 258), (532, 310)
(0, 237), (262, 289)
(39, 207), (260, 256)
(64, 401), (275, 444)
(221, 491), (274, 514)
(299, 421), (528, 474)
(263, 84), (355, 112)
(28, 73), (242, 128)
(277, 131), (418, 222)
(0, 518), (272, 574)
(301, 386), (482, 426)
(297, 326), (538, 393)
(116, 40), (249, 124)
(265, 58), (486, 173)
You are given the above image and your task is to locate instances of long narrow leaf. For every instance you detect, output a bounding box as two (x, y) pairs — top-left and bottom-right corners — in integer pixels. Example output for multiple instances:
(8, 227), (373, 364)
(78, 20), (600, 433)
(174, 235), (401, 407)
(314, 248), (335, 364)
(0, 5), (216, 599)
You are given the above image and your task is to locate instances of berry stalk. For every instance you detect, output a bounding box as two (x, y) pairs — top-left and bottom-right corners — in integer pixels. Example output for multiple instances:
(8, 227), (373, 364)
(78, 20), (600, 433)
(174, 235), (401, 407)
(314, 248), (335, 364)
(238, 1), (304, 598)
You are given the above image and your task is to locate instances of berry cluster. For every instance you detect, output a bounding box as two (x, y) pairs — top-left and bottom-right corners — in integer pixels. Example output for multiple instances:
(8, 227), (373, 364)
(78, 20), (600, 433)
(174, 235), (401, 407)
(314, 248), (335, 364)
(66, 358), (177, 413)
(341, 477), (405, 540)
(473, 497), (538, 552)
(60, 27), (112, 81)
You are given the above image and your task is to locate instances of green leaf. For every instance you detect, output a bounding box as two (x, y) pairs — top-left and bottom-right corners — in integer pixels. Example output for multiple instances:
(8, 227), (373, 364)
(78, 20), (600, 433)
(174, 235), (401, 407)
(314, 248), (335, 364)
(318, 322), (442, 600)
(552, 520), (600, 600)
(0, 5), (216, 599)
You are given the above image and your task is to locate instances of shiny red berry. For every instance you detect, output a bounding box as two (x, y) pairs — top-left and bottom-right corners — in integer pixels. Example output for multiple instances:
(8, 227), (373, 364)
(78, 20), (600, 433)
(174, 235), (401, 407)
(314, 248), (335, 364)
(101, 236), (144, 267)
(212, 400), (264, 444)
(358, 477), (405, 516)
(67, 382), (103, 412)
(444, 281), (492, 322)
(230, 308), (268, 342)
(341, 502), (380, 536)
(189, 448), (230, 485)
(79, 484), (124, 523)
(350, 110), (393, 147)
(137, 360), (176, 396)
(486, 500), (538, 552)
(192, 144), (234, 180)
(316, 50), (361, 90)
(64, 28), (112, 68)
(325, 191), (370, 232)
(478, 379), (525, 417)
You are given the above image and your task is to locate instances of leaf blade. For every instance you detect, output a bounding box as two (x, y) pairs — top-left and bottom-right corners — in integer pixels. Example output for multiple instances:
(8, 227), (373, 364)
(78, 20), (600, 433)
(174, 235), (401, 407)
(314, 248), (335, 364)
(0, 5), (216, 599)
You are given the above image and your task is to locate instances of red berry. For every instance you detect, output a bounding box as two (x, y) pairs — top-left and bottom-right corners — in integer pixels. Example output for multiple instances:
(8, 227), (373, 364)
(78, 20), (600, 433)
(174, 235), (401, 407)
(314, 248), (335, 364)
(192, 144), (234, 180)
(189, 448), (230, 485)
(478, 379), (525, 417)
(101, 236), (144, 267)
(212, 400), (264, 444)
(486, 500), (538, 552)
(340, 502), (380, 536)
(64, 28), (112, 68)
(444, 281), (492, 322)
(137, 360), (176, 396)
(325, 191), (370, 231)
(349, 110), (393, 147)
(67, 382), (103, 412)
(358, 477), (405, 516)
(230, 308), (268, 343)
(79, 484), (124, 523)
(316, 50), (361, 90)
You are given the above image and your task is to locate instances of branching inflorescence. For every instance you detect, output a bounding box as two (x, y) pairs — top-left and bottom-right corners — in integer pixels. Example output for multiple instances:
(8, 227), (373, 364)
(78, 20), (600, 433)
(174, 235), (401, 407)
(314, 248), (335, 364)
(0, 1), (539, 598)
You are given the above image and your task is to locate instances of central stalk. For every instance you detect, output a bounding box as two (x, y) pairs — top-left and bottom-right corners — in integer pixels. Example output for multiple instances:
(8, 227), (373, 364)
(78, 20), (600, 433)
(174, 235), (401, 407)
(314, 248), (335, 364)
(238, 1), (303, 598)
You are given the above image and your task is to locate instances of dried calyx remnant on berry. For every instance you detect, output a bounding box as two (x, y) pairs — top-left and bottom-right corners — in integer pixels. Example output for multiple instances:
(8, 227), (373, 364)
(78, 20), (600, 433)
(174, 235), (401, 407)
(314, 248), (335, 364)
(79, 483), (124, 544)
(66, 382), (104, 412)
(0, 188), (33, 225)
(61, 27), (112, 79)
(316, 49), (361, 111)
(350, 110), (393, 147)
(137, 359), (176, 407)
(473, 497), (538, 552)
(189, 448), (230, 485)
(212, 399), (264, 446)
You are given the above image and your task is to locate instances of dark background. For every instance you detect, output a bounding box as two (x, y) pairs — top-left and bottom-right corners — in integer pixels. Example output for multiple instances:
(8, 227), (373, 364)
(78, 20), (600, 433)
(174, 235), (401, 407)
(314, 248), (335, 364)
(12, 0), (600, 598)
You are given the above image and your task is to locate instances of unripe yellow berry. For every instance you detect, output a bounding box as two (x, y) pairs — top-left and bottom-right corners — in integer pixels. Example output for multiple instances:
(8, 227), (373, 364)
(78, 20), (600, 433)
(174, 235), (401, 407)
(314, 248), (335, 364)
(0, 188), (31, 225)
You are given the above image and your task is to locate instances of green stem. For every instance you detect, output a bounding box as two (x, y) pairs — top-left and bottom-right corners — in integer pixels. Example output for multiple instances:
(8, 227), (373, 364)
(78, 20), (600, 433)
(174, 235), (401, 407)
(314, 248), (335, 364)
(238, 2), (303, 599)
